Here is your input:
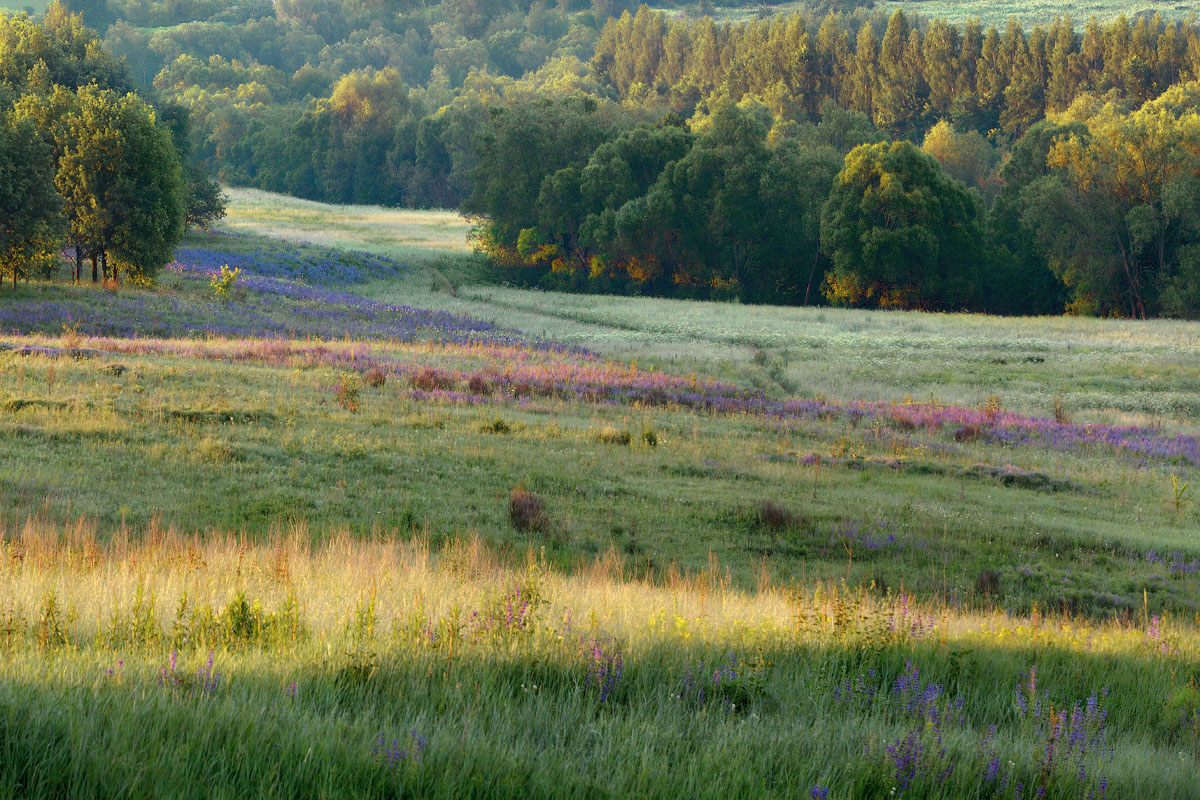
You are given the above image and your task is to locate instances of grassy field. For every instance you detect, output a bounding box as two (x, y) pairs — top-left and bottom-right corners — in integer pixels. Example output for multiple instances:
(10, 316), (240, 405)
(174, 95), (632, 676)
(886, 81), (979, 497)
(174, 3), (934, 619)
(227, 188), (1200, 427)
(706, 0), (1196, 27)
(2, 191), (1199, 796)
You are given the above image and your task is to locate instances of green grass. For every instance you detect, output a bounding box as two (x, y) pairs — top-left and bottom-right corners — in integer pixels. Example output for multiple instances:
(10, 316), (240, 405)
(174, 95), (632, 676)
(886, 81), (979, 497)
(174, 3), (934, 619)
(3, 533), (1199, 799)
(2, 189), (1200, 797)
(225, 188), (1200, 428)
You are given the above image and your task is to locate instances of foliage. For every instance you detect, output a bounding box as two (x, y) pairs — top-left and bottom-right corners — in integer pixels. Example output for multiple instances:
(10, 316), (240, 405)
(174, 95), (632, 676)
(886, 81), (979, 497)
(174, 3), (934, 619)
(209, 264), (240, 298)
(0, 111), (61, 288)
(820, 140), (984, 310)
(52, 85), (185, 283)
(1019, 92), (1200, 318)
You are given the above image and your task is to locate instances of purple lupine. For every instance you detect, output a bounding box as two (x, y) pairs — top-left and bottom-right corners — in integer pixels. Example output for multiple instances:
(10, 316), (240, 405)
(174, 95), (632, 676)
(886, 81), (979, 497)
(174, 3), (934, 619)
(886, 728), (923, 793)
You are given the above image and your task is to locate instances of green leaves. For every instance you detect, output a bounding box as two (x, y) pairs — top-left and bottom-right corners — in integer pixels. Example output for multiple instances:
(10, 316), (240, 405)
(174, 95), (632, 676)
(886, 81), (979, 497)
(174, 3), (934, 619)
(820, 140), (983, 310)
(55, 85), (185, 282)
(0, 111), (63, 287)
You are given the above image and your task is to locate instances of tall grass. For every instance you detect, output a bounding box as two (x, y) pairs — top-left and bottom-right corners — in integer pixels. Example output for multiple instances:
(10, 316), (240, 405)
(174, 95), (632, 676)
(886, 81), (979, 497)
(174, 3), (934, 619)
(2, 522), (1199, 798)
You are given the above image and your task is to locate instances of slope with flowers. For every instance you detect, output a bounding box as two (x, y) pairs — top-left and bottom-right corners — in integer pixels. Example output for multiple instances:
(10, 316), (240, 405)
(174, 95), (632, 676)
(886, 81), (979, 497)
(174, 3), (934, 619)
(1, 215), (1199, 797)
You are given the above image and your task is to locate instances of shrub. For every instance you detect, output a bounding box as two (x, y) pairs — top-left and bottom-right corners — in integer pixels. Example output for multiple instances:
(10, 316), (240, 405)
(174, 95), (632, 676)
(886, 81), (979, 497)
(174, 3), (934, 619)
(954, 424), (983, 442)
(411, 367), (454, 392)
(467, 374), (492, 394)
(1053, 394), (1071, 424)
(975, 569), (1001, 597)
(509, 485), (549, 532)
(210, 264), (241, 299)
(756, 500), (802, 531)
(333, 372), (361, 412)
(481, 418), (510, 434)
(596, 426), (632, 446)
(363, 368), (387, 388)
(641, 427), (659, 447)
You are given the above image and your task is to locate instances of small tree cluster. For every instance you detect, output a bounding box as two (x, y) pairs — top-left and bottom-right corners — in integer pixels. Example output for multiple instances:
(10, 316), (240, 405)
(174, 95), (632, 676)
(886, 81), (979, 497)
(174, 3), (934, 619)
(0, 5), (222, 288)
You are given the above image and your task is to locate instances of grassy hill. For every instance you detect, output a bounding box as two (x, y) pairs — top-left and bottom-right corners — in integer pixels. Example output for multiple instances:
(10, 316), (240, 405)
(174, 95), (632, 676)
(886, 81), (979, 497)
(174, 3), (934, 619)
(2, 191), (1199, 797)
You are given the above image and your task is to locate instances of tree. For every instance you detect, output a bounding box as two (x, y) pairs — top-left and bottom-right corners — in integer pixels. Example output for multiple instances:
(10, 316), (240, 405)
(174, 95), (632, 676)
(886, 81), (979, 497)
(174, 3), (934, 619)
(0, 3), (130, 95)
(820, 140), (984, 310)
(159, 102), (227, 230)
(0, 112), (62, 288)
(983, 119), (1082, 315)
(56, 86), (185, 284)
(1019, 104), (1200, 317)
(464, 95), (615, 262)
(921, 120), (999, 198)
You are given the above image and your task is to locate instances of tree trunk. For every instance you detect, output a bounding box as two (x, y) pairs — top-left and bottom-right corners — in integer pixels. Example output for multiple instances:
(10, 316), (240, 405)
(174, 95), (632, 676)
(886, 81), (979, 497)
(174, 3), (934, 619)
(100, 250), (108, 284)
(804, 252), (820, 306)
(91, 253), (98, 283)
(73, 245), (82, 284)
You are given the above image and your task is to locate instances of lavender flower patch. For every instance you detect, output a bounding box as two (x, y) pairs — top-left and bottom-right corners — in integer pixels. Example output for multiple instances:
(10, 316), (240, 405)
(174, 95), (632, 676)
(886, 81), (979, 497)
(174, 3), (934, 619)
(371, 729), (427, 776)
(173, 240), (409, 286)
(830, 520), (904, 554)
(584, 634), (624, 704)
(158, 649), (222, 697)
(0, 248), (565, 349)
(1144, 550), (1200, 576)
(1005, 667), (1112, 798)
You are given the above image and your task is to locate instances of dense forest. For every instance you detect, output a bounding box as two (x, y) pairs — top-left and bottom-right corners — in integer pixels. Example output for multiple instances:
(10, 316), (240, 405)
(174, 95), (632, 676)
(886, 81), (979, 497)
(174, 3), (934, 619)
(5, 0), (1200, 315)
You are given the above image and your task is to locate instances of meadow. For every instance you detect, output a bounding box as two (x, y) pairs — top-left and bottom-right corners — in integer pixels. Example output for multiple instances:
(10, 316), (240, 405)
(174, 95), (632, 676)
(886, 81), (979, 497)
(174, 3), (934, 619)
(2, 191), (1199, 797)
(704, 0), (1195, 28)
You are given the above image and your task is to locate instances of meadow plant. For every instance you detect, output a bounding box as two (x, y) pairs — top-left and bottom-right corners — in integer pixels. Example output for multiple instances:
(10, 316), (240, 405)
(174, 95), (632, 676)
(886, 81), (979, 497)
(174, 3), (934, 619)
(372, 729), (427, 777)
(209, 264), (242, 299)
(1170, 476), (1191, 513)
(333, 372), (362, 412)
(363, 367), (387, 388)
(509, 486), (549, 533)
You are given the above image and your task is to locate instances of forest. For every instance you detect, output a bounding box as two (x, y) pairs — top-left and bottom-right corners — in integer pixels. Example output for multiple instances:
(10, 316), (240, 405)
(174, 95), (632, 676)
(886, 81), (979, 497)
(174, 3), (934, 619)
(5, 1), (1200, 314)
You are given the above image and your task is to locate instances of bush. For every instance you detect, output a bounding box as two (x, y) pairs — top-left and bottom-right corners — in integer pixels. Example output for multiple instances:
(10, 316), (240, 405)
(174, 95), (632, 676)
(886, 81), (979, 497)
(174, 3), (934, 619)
(411, 367), (454, 392)
(481, 418), (510, 434)
(468, 374), (493, 395)
(976, 568), (1001, 598)
(954, 424), (983, 442)
(363, 368), (386, 388)
(756, 500), (802, 531)
(596, 426), (632, 446)
(333, 372), (361, 412)
(509, 485), (549, 532)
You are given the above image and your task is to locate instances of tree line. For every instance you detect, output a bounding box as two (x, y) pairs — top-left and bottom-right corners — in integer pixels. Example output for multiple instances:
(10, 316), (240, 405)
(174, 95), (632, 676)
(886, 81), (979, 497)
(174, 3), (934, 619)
(595, 7), (1200, 138)
(116, 2), (1200, 224)
(0, 5), (223, 288)
(7, 2), (1200, 317)
(464, 88), (1200, 318)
